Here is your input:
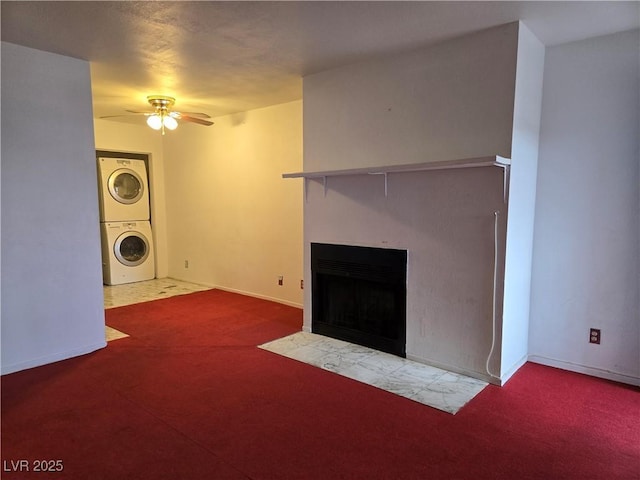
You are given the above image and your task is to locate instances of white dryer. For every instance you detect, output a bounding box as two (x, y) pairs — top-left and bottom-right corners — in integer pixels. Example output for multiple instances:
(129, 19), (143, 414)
(98, 157), (150, 221)
(100, 221), (155, 285)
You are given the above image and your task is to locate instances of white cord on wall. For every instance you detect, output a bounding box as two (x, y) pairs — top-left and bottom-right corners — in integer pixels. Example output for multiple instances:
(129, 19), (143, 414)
(485, 210), (501, 380)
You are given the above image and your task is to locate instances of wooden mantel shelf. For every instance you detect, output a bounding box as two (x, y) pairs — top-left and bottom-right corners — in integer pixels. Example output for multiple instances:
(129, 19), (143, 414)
(282, 155), (510, 179)
(284, 155), (511, 201)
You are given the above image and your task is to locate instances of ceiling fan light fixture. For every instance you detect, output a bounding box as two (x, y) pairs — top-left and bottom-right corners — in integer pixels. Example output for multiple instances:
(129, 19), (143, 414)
(146, 114), (162, 130)
(163, 115), (178, 130)
(100, 94), (212, 132)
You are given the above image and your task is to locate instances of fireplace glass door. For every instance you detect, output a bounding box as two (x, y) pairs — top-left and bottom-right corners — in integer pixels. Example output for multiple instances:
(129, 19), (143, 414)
(311, 243), (407, 357)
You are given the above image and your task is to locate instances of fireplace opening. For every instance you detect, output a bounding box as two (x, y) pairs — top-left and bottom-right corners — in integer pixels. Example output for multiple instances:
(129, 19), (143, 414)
(311, 243), (407, 357)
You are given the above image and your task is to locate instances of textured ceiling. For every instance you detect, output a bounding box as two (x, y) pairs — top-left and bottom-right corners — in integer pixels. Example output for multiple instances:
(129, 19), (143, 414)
(2, 1), (638, 122)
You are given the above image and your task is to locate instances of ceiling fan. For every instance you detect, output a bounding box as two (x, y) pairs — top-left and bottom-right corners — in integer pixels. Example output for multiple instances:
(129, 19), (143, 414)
(101, 95), (213, 134)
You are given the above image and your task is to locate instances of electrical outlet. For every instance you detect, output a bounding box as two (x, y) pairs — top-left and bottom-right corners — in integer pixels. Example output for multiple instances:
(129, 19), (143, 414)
(589, 328), (601, 344)
(184, 260), (189, 269)
(278, 276), (283, 286)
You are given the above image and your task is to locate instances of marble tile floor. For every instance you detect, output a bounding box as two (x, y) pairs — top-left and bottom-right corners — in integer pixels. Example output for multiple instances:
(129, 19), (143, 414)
(104, 277), (211, 342)
(260, 332), (488, 414)
(104, 277), (211, 309)
(105, 325), (129, 342)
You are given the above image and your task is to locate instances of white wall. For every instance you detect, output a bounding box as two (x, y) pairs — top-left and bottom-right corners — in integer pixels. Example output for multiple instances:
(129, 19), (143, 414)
(303, 23), (518, 171)
(162, 101), (303, 307)
(1, 42), (106, 374)
(500, 23), (545, 381)
(94, 119), (169, 278)
(529, 30), (640, 385)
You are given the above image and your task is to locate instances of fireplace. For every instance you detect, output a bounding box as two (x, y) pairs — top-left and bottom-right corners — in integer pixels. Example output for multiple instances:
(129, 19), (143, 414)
(311, 243), (407, 357)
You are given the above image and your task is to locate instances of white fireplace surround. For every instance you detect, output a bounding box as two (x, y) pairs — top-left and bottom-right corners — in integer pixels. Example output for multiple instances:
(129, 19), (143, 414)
(286, 156), (511, 384)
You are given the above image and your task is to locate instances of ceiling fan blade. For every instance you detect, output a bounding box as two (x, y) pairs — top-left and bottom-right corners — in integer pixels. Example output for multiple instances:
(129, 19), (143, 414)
(99, 114), (143, 119)
(175, 114), (214, 126)
(182, 111), (211, 119)
(170, 111), (211, 119)
(125, 109), (155, 115)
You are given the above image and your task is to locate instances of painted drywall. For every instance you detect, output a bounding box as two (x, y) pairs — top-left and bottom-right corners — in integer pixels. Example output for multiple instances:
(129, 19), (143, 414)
(94, 119), (169, 278)
(303, 23), (518, 171)
(303, 167), (508, 381)
(1, 42), (106, 374)
(162, 101), (303, 307)
(500, 23), (545, 381)
(529, 29), (640, 385)
(301, 24), (548, 382)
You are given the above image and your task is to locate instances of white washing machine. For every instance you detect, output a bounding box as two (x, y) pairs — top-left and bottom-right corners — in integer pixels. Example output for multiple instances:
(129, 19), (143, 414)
(97, 157), (150, 221)
(100, 221), (155, 285)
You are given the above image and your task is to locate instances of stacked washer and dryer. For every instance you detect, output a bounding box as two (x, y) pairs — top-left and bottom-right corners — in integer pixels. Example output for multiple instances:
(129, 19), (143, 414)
(98, 157), (155, 285)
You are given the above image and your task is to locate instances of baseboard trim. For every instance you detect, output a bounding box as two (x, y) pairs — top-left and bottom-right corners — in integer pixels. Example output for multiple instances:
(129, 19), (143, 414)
(405, 352), (501, 386)
(212, 285), (303, 309)
(500, 354), (529, 385)
(528, 355), (640, 386)
(164, 277), (303, 309)
(1, 341), (107, 376)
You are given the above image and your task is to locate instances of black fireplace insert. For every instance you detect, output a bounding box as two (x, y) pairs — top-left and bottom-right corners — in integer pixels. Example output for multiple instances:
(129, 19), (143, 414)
(311, 243), (407, 357)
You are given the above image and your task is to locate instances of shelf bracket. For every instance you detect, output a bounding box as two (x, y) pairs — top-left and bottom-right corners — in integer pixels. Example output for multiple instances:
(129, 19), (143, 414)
(368, 172), (388, 197)
(502, 165), (510, 204)
(323, 176), (328, 197)
(304, 177), (308, 203)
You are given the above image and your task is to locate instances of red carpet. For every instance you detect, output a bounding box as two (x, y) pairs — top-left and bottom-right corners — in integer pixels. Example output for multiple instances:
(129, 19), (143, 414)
(2, 289), (639, 479)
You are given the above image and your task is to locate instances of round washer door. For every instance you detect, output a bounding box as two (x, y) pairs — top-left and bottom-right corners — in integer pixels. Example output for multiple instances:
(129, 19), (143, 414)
(108, 168), (144, 205)
(114, 231), (150, 266)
